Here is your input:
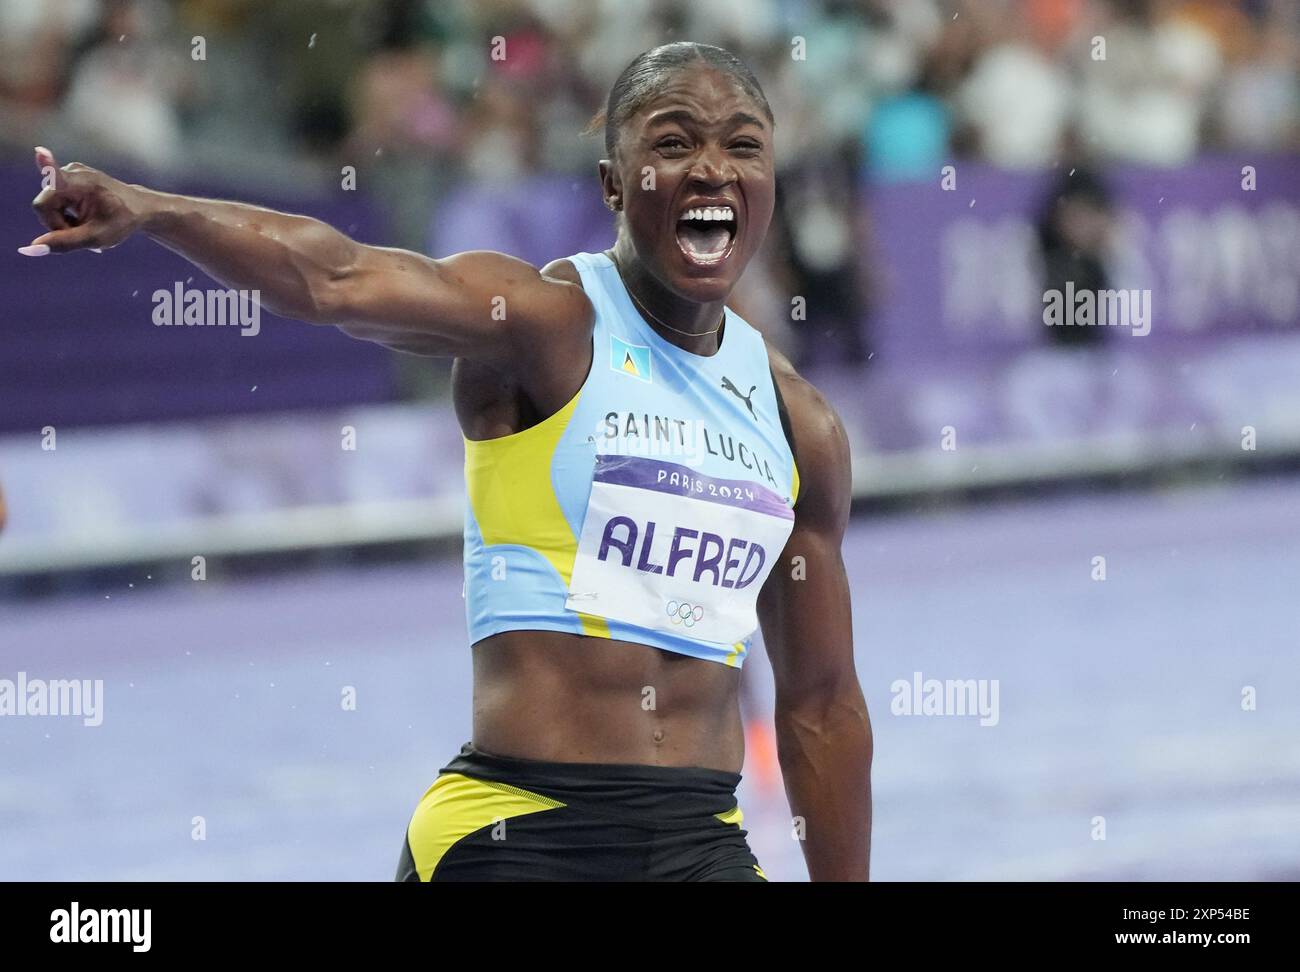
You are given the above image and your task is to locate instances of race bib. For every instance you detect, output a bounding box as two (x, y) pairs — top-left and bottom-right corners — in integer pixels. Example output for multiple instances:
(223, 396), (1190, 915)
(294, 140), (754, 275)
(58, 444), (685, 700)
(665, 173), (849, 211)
(566, 455), (796, 645)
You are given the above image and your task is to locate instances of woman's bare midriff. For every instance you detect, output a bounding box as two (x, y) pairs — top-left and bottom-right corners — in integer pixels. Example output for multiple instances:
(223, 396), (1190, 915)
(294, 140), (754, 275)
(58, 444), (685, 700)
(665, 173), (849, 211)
(470, 629), (746, 772)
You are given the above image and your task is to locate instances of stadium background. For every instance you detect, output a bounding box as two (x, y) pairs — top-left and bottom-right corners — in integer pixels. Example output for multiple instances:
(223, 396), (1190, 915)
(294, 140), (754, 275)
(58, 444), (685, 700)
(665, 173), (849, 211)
(1, 0), (1298, 880)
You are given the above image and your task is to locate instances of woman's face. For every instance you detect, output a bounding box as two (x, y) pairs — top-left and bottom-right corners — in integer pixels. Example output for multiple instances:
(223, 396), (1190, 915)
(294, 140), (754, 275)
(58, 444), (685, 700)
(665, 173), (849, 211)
(601, 63), (776, 304)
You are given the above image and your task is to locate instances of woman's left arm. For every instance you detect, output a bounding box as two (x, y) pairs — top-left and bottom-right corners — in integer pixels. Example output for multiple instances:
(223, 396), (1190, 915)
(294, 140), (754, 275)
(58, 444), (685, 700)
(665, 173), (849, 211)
(757, 356), (873, 881)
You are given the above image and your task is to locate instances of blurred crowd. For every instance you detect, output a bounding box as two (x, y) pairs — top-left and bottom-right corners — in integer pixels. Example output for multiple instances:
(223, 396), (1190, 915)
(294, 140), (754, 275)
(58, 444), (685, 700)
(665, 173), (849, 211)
(1, 0), (1296, 364)
(3, 0), (1295, 178)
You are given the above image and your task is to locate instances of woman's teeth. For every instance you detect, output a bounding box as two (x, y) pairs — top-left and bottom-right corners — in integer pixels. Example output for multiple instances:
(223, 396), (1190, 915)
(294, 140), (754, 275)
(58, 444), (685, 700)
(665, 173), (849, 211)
(675, 205), (737, 266)
(679, 206), (735, 223)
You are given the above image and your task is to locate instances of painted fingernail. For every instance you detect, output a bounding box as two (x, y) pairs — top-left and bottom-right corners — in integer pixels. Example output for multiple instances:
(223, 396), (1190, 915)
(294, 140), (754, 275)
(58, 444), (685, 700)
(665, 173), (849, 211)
(18, 244), (50, 256)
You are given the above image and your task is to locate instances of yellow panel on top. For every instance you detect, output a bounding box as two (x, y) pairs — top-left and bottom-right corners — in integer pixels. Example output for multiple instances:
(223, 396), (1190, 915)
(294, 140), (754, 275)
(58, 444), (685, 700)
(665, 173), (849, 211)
(463, 388), (610, 639)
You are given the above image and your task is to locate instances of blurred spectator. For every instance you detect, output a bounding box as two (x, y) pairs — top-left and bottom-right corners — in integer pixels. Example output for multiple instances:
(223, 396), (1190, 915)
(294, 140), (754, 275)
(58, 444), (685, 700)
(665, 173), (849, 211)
(0, 0), (99, 151)
(772, 140), (871, 365)
(1037, 167), (1116, 346)
(1077, 0), (1223, 167)
(63, 0), (188, 170)
(0, 0), (99, 111)
(865, 86), (951, 183)
(345, 7), (462, 250)
(1210, 3), (1300, 151)
(957, 38), (1073, 169)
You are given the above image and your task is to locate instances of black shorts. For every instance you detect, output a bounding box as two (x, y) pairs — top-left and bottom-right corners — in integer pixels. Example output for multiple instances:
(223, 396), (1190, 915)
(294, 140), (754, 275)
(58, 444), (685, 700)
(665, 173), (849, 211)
(396, 743), (767, 882)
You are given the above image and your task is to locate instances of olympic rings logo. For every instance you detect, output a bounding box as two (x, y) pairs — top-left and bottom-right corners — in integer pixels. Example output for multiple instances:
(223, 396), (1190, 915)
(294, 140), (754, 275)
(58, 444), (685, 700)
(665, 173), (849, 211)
(666, 600), (706, 628)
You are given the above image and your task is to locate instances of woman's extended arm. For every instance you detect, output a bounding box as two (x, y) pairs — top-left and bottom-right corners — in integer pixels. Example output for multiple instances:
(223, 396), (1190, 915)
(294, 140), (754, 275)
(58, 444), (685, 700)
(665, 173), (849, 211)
(23, 147), (592, 367)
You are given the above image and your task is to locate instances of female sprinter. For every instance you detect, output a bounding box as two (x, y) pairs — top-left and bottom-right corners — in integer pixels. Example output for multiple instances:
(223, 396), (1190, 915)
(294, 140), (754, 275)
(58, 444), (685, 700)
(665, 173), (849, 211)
(23, 42), (872, 882)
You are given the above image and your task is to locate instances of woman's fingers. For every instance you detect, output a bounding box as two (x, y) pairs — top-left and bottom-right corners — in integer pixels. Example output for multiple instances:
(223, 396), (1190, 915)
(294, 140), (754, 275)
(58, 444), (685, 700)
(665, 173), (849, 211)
(32, 187), (72, 228)
(31, 187), (75, 233)
(34, 146), (64, 190)
(32, 148), (83, 229)
(25, 149), (112, 253)
(28, 223), (97, 254)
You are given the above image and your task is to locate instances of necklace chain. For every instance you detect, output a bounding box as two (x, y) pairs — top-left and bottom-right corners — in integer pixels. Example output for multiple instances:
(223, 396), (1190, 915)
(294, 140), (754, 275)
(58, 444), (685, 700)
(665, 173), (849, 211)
(610, 252), (724, 339)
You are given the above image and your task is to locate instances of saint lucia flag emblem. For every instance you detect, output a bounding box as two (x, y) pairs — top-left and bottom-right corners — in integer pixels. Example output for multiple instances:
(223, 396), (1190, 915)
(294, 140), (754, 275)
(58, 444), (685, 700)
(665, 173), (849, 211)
(610, 334), (651, 383)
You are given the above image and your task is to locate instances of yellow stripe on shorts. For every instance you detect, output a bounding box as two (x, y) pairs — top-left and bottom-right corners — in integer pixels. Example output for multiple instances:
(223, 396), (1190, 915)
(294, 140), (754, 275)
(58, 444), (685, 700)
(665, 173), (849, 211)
(715, 805), (745, 827)
(405, 773), (565, 881)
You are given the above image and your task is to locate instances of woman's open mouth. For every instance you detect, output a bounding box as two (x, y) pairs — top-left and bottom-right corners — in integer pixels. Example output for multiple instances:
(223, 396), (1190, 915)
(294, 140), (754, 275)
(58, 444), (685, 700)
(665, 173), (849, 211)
(675, 205), (737, 268)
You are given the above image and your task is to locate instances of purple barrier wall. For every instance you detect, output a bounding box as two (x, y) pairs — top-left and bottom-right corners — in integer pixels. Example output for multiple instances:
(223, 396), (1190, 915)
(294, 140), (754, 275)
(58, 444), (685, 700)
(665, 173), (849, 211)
(855, 155), (1300, 454)
(429, 175), (613, 270)
(870, 157), (1299, 361)
(5, 156), (1296, 456)
(0, 163), (397, 434)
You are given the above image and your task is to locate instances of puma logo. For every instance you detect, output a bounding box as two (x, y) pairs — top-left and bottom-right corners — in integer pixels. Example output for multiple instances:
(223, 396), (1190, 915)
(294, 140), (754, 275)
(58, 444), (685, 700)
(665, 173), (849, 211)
(721, 376), (757, 419)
